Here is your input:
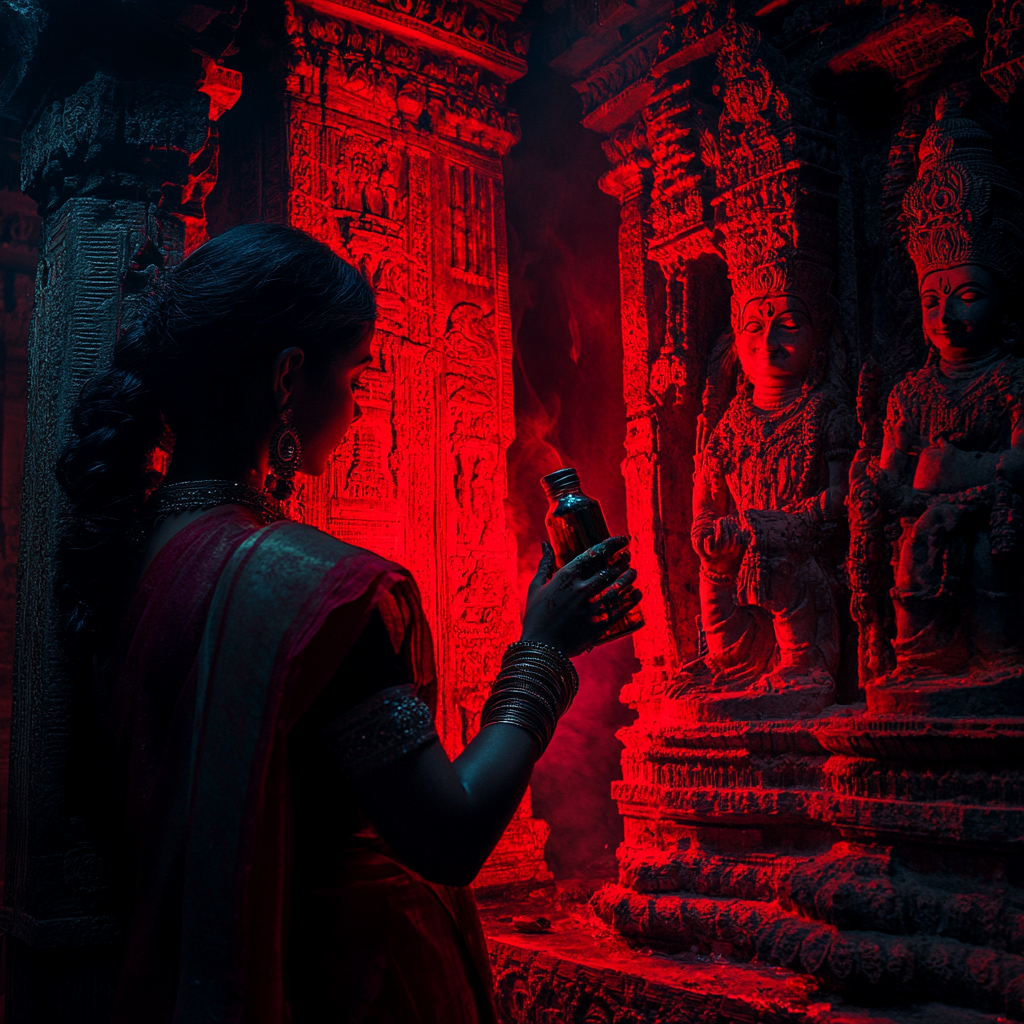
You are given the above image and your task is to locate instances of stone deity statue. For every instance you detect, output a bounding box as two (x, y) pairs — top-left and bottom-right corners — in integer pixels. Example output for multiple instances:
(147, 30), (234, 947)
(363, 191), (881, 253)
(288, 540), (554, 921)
(853, 99), (1024, 712)
(678, 258), (855, 719)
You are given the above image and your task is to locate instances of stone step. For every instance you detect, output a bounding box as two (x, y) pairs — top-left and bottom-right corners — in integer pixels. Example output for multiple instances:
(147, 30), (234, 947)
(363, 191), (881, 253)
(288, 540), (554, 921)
(485, 918), (1014, 1024)
(479, 886), (1021, 1023)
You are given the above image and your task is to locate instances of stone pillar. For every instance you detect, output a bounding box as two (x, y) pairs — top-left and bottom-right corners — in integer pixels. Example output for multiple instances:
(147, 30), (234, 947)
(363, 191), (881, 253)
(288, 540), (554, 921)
(597, 125), (684, 693)
(593, 0), (845, 936)
(279, 1), (549, 889)
(576, 14), (736, 707)
(0, 129), (40, 1007)
(0, 5), (241, 1018)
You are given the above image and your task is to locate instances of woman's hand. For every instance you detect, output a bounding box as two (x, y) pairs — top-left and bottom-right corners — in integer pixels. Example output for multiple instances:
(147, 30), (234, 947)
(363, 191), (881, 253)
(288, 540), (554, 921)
(520, 538), (641, 657)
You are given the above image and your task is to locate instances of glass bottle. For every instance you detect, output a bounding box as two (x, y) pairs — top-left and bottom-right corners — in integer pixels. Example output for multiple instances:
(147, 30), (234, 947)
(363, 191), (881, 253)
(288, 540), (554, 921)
(541, 467), (645, 645)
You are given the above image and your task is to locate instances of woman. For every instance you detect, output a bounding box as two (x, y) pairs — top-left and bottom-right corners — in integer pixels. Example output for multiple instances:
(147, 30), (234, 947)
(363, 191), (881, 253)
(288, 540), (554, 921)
(57, 224), (639, 1023)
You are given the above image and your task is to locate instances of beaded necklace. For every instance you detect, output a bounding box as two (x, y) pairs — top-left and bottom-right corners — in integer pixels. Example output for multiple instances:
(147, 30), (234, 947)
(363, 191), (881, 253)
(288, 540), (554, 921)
(139, 479), (288, 533)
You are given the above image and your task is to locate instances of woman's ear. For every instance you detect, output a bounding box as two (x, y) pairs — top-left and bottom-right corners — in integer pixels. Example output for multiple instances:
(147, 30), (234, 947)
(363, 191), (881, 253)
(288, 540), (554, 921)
(272, 347), (305, 411)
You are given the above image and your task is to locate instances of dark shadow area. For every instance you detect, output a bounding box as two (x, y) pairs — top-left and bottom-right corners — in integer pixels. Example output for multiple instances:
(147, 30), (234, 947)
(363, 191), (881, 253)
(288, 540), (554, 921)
(503, 63), (636, 879)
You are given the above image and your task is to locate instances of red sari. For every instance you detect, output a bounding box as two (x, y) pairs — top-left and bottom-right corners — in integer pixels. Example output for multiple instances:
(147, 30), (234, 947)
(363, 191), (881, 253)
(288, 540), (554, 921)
(106, 506), (495, 1023)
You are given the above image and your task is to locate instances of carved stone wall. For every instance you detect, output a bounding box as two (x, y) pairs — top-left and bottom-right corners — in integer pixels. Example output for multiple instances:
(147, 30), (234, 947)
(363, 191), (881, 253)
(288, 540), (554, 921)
(0, 5), (245, 1019)
(3, 0), (1023, 1021)
(0, 131), (39, 1023)
(277, 0), (548, 888)
(538, 0), (1024, 1021)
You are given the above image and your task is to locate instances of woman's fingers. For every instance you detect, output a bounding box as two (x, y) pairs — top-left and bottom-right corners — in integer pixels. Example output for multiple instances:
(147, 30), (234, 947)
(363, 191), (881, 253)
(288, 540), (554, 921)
(591, 586), (643, 627)
(592, 566), (638, 598)
(522, 536), (642, 654)
(578, 559), (630, 596)
(587, 566), (637, 604)
(588, 568), (640, 624)
(563, 536), (630, 580)
(528, 542), (556, 601)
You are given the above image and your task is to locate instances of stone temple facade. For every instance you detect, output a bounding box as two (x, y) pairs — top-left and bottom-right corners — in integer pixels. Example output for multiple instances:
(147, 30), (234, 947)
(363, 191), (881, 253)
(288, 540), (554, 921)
(3, 0), (1024, 1022)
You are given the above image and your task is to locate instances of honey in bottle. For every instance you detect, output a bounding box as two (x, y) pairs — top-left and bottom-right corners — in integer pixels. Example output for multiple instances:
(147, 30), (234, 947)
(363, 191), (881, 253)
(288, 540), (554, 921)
(541, 467), (645, 645)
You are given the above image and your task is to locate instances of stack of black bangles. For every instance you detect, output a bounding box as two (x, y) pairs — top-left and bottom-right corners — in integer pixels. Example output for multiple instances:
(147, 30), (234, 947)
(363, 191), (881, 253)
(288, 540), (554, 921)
(479, 640), (579, 753)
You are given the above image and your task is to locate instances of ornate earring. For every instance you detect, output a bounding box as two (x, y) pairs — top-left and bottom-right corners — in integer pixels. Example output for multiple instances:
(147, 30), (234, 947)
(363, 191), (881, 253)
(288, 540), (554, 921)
(266, 408), (303, 500)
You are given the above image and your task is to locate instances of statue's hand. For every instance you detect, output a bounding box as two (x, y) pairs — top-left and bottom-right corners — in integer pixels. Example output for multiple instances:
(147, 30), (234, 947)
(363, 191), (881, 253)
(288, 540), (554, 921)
(700, 516), (748, 574)
(913, 441), (954, 493)
(997, 446), (1024, 491)
(913, 439), (998, 494)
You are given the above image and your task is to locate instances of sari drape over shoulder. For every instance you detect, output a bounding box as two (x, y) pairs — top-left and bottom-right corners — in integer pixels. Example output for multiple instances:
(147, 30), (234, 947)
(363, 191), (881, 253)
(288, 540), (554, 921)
(106, 507), (494, 1024)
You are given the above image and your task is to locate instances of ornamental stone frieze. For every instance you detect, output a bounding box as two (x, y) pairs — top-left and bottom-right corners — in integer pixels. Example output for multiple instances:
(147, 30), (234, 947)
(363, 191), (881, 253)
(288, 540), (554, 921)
(3, 0), (1024, 1020)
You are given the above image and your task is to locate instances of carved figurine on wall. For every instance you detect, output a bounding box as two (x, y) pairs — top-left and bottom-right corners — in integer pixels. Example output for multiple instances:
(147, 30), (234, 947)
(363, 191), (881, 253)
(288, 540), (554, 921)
(852, 97), (1024, 713)
(676, 255), (856, 719)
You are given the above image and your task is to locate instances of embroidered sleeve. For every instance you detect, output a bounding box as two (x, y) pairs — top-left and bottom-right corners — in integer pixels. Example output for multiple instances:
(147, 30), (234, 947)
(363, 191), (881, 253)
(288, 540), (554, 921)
(323, 684), (438, 778)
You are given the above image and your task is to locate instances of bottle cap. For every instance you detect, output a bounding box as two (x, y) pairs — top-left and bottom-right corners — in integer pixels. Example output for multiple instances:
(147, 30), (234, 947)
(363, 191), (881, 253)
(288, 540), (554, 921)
(541, 467), (581, 499)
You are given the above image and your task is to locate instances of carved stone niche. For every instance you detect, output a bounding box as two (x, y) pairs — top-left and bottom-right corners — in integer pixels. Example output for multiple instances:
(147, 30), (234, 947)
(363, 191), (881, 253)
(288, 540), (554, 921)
(847, 97), (1024, 720)
(780, 95), (1024, 1020)
(588, 17), (1024, 1024)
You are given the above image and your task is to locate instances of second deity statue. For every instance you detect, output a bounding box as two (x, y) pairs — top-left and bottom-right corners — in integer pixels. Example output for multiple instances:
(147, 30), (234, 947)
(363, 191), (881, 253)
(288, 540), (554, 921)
(675, 251), (855, 720)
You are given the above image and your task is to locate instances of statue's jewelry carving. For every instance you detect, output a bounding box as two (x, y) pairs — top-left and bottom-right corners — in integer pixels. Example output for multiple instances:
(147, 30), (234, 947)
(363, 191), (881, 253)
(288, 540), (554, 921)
(851, 99), (1024, 711)
(266, 408), (303, 501)
(683, 263), (855, 719)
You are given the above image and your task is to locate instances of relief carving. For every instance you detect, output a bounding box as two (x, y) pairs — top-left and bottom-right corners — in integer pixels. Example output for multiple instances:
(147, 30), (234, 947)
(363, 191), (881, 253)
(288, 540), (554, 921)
(664, 19), (852, 721)
(984, 0), (1024, 103)
(680, 255), (854, 719)
(444, 301), (499, 442)
(851, 96), (1024, 715)
(525, 2), (1024, 1019)
(284, 4), (542, 887)
(288, 5), (521, 155)
(449, 168), (493, 278)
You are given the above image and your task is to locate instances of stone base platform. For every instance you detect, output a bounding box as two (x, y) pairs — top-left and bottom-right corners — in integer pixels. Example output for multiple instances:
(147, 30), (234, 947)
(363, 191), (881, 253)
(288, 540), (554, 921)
(479, 886), (1013, 1024)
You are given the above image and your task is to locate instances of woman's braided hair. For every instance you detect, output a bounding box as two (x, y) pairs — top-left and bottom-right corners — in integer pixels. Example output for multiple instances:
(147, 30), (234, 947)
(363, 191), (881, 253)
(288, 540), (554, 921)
(56, 223), (376, 658)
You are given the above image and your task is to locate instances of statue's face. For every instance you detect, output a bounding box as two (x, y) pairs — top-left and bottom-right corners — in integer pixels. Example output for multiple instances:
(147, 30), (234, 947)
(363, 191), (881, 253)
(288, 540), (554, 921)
(919, 264), (1002, 363)
(734, 293), (817, 386)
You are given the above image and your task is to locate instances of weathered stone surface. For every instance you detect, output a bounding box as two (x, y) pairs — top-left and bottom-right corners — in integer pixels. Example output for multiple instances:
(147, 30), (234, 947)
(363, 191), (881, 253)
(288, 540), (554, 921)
(482, 894), (1013, 1024)
(0, 7), (243, 1020)
(546, 2), (1024, 1019)
(280, 0), (548, 888)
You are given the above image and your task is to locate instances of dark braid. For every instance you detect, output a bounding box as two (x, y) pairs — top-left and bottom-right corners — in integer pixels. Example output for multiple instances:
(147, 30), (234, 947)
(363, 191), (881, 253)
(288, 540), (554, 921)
(57, 223), (376, 658)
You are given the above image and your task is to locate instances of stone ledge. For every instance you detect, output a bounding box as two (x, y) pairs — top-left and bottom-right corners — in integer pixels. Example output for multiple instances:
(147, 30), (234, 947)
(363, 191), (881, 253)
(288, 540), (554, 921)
(485, 921), (1014, 1024)
(480, 891), (1015, 1024)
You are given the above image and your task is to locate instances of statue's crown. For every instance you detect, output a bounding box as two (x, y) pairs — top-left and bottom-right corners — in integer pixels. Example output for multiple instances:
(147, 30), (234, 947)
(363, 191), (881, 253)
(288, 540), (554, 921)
(727, 252), (834, 316)
(902, 95), (1024, 285)
(718, 210), (835, 329)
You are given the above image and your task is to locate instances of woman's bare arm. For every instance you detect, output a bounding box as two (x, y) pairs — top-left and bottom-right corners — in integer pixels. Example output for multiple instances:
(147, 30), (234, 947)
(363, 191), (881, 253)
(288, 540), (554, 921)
(339, 537), (640, 886)
(350, 724), (538, 886)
